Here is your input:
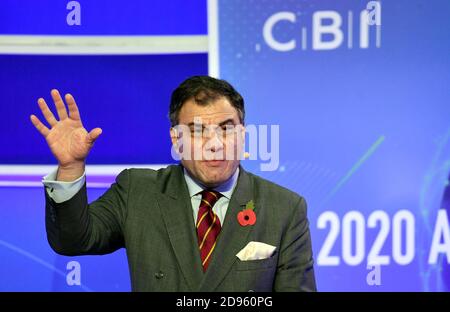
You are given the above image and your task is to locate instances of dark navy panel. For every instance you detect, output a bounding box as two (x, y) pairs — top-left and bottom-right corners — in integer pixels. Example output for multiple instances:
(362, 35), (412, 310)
(0, 53), (208, 164)
(0, 0), (207, 35)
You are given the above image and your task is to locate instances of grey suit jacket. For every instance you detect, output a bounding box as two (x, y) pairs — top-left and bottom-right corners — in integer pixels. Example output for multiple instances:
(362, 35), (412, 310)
(45, 164), (316, 291)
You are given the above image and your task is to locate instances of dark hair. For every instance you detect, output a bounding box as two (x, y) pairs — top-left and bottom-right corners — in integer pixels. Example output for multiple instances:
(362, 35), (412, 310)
(169, 76), (245, 126)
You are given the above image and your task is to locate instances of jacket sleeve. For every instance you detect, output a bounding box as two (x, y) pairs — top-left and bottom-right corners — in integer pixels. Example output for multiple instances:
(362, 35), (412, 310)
(273, 196), (317, 291)
(45, 169), (129, 256)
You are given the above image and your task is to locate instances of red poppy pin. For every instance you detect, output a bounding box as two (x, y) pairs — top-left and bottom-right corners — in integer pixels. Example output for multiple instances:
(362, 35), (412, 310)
(237, 200), (256, 226)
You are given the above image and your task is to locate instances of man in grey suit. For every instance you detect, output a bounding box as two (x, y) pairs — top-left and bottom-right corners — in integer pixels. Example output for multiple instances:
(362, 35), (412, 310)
(30, 76), (316, 291)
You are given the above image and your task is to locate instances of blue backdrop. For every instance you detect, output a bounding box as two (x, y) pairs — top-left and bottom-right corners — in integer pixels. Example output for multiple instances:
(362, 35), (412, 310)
(215, 0), (450, 291)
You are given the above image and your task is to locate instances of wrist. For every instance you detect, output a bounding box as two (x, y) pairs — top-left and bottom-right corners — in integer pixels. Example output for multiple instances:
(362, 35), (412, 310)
(57, 162), (85, 181)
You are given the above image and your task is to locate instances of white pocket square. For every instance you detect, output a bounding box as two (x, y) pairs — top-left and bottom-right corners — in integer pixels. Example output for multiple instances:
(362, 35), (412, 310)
(236, 241), (277, 261)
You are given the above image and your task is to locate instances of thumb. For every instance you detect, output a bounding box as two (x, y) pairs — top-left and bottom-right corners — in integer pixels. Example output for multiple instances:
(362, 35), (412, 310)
(86, 127), (102, 144)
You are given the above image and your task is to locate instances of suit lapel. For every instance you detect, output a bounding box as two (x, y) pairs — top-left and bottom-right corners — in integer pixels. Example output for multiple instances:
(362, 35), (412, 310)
(198, 167), (254, 291)
(157, 165), (204, 291)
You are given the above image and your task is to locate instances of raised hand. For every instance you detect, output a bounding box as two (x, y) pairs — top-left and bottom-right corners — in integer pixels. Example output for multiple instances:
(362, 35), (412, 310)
(30, 89), (102, 181)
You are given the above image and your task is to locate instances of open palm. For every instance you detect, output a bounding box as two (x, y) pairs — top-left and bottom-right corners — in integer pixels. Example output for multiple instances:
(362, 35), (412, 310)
(30, 89), (102, 168)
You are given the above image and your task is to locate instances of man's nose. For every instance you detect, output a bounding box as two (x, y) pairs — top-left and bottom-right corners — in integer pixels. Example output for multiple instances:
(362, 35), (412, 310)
(205, 130), (224, 151)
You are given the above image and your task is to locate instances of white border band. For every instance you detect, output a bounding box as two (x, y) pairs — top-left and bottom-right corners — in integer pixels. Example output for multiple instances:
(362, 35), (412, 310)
(207, 0), (219, 77)
(0, 35), (208, 55)
(0, 164), (169, 176)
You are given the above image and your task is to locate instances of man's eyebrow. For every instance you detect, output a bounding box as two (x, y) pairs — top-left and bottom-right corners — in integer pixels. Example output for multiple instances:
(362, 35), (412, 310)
(186, 118), (237, 127)
(218, 118), (237, 126)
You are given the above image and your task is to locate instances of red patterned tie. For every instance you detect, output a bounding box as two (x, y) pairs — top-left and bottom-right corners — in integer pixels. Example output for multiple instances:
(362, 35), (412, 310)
(196, 190), (223, 271)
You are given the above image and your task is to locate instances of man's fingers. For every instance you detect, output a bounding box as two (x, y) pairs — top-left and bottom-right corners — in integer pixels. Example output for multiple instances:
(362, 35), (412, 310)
(87, 127), (102, 144)
(51, 89), (68, 120)
(65, 93), (81, 121)
(37, 98), (58, 126)
(30, 114), (50, 137)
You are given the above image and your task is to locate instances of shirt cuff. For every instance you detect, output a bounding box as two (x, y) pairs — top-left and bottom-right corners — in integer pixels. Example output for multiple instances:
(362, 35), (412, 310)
(42, 168), (86, 203)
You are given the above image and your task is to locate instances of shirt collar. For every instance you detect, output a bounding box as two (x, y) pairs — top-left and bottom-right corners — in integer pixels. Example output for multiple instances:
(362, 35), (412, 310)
(183, 166), (240, 199)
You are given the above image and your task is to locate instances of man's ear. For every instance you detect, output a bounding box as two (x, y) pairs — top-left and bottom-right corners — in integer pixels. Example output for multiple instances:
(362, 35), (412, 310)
(239, 125), (248, 159)
(170, 127), (178, 147)
(237, 124), (246, 146)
